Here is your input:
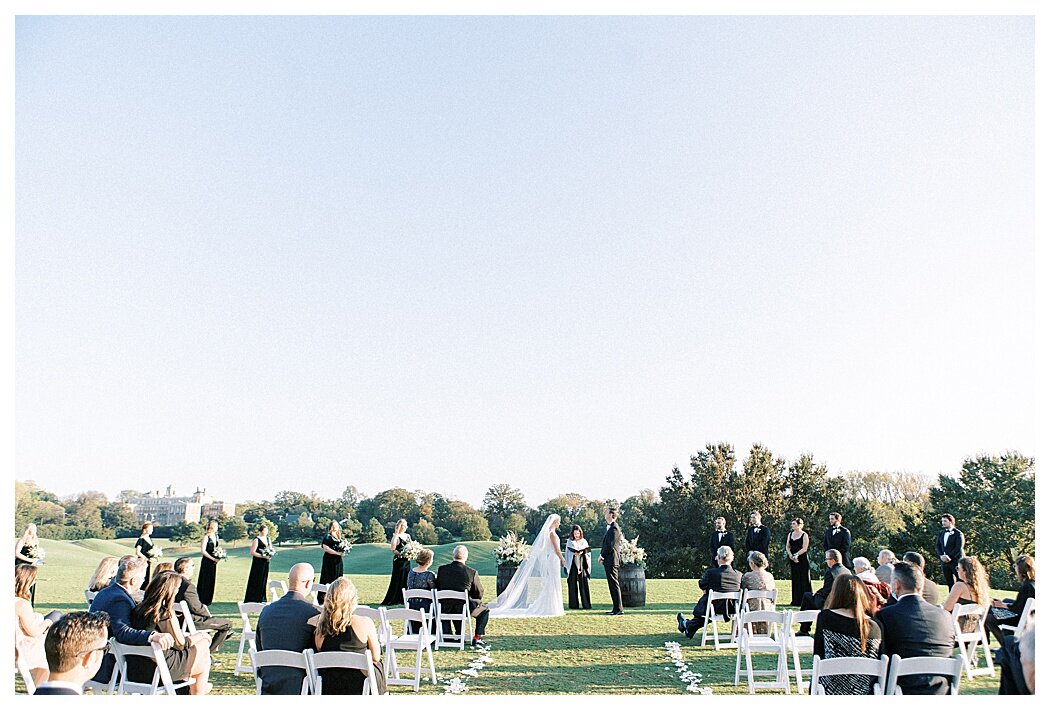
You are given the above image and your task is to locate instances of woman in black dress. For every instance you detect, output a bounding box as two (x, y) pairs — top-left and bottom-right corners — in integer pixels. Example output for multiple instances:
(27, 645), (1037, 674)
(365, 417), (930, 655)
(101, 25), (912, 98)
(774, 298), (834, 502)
(129, 571), (213, 694)
(813, 575), (884, 695)
(988, 554), (1036, 645)
(134, 521), (157, 591)
(318, 520), (349, 604)
(244, 523), (274, 604)
(14, 523), (41, 605)
(197, 519), (221, 606)
(786, 517), (812, 606)
(379, 519), (412, 607)
(311, 577), (387, 694)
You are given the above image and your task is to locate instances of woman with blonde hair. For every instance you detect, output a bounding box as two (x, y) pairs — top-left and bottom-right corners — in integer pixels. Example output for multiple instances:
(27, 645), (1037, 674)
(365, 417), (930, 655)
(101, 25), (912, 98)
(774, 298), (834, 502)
(311, 577), (386, 694)
(88, 556), (120, 592)
(942, 556), (991, 633)
(319, 520), (349, 604)
(14, 523), (43, 604)
(15, 564), (51, 686)
(379, 519), (412, 606)
(128, 571), (212, 694)
(197, 519), (222, 606)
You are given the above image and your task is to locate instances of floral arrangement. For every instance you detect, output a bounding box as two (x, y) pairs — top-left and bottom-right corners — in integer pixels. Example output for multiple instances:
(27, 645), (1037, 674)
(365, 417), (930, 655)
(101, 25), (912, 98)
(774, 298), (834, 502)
(258, 544), (276, 560)
(147, 547), (164, 560)
(618, 536), (646, 567)
(664, 641), (712, 694)
(492, 532), (531, 566)
(25, 545), (44, 564)
(396, 540), (425, 561)
(214, 547), (228, 562)
(330, 538), (352, 555)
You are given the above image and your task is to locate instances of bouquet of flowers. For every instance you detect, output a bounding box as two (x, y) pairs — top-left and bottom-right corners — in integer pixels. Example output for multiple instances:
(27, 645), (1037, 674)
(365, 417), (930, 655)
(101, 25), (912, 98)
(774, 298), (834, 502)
(25, 545), (44, 565)
(618, 536), (646, 567)
(147, 547), (163, 560)
(258, 544), (276, 560)
(214, 547), (228, 562)
(493, 532), (531, 567)
(396, 540), (425, 561)
(331, 538), (352, 555)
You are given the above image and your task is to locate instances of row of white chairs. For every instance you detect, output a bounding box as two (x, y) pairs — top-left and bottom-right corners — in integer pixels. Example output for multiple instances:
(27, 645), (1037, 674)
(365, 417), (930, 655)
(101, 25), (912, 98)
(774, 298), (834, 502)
(249, 647), (384, 695)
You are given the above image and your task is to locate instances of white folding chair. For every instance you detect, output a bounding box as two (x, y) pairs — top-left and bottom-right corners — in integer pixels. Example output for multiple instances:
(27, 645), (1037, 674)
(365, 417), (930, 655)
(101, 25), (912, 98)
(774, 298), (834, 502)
(249, 648), (312, 695)
(84, 589), (98, 605)
(268, 579), (288, 602)
(109, 640), (195, 695)
(235, 602), (267, 675)
(14, 635), (37, 695)
(176, 599), (199, 634)
(699, 590), (741, 649)
(734, 610), (791, 693)
(384, 607), (437, 691)
(810, 654), (889, 695)
(885, 653), (964, 695)
(354, 606), (390, 649)
(306, 648), (384, 695)
(434, 590), (473, 650)
(1000, 597), (1035, 637)
(309, 583), (329, 606)
(951, 603), (994, 679)
(784, 610), (819, 693)
(403, 588), (437, 636)
(80, 639), (117, 696)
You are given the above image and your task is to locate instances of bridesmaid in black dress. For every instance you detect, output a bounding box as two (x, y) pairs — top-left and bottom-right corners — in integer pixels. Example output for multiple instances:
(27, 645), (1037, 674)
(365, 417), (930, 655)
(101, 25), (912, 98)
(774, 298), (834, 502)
(312, 578), (387, 695)
(197, 519), (221, 606)
(14, 523), (41, 605)
(244, 523), (273, 603)
(786, 517), (813, 606)
(379, 519), (412, 607)
(134, 521), (157, 591)
(318, 520), (348, 605)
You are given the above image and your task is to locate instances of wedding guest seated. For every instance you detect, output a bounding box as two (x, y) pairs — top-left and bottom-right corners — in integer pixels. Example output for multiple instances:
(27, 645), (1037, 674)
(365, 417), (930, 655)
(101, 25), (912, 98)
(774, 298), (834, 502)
(34, 611), (111, 695)
(874, 561), (955, 694)
(814, 575), (885, 694)
(435, 546), (490, 646)
(987, 554), (1035, 646)
(154, 562), (175, 574)
(853, 557), (891, 612)
(797, 549), (849, 635)
(173, 557), (233, 655)
(875, 550), (897, 586)
(740, 551), (775, 634)
(676, 545), (741, 640)
(998, 628), (1033, 695)
(255, 562), (318, 694)
(89, 555), (175, 685)
(128, 571), (212, 694)
(87, 556), (119, 593)
(308, 577), (387, 694)
(902, 551), (942, 605)
(1020, 626), (1035, 693)
(941, 556), (990, 633)
(406, 548), (437, 633)
(15, 564), (52, 687)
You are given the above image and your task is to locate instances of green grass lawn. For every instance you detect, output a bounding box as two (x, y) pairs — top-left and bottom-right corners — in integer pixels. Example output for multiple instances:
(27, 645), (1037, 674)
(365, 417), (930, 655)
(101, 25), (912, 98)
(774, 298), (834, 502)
(19, 537), (1004, 695)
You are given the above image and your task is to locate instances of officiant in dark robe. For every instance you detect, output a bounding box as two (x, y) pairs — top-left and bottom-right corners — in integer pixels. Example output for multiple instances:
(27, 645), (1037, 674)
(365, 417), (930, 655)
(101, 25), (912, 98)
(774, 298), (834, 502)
(564, 525), (591, 610)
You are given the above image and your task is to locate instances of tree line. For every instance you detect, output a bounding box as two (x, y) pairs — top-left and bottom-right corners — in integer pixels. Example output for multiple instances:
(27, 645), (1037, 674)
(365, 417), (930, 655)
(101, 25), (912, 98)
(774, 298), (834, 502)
(14, 445), (1033, 588)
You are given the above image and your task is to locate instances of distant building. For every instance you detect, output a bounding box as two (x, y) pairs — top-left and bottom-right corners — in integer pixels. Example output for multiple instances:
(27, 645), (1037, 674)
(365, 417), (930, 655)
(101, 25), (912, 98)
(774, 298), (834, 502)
(126, 485), (237, 526)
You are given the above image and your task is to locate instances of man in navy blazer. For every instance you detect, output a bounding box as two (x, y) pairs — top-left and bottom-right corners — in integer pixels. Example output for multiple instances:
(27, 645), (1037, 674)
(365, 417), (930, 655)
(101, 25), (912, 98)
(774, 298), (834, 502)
(875, 561), (957, 694)
(255, 563), (318, 694)
(677, 546), (742, 639)
(34, 612), (111, 695)
(935, 514), (966, 588)
(88, 555), (174, 684)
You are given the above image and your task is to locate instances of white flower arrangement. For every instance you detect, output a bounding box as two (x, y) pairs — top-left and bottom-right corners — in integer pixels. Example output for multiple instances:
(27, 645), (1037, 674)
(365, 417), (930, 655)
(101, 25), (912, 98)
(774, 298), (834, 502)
(664, 641), (712, 694)
(493, 532), (531, 566)
(396, 540), (426, 561)
(618, 536), (647, 567)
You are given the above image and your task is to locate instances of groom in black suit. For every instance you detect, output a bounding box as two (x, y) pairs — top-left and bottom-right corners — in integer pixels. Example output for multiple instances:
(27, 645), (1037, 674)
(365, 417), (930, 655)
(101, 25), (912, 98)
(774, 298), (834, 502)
(744, 511), (771, 559)
(935, 514), (965, 588)
(709, 517), (735, 566)
(598, 509), (624, 615)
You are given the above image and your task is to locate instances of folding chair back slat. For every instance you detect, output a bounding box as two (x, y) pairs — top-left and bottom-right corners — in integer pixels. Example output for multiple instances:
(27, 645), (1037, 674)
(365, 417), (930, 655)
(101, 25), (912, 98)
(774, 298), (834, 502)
(810, 654), (888, 695)
(434, 590), (472, 650)
(235, 602), (267, 676)
(307, 649), (382, 695)
(700, 590), (741, 649)
(885, 653), (964, 695)
(249, 649), (312, 695)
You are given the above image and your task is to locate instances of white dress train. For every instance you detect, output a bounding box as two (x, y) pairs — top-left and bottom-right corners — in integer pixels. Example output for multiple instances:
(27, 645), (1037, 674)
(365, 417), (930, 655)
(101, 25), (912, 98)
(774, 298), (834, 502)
(487, 514), (566, 618)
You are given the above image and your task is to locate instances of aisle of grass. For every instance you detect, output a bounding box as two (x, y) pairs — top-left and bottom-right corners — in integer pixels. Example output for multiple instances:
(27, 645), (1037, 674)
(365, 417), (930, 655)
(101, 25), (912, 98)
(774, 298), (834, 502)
(20, 538), (1003, 694)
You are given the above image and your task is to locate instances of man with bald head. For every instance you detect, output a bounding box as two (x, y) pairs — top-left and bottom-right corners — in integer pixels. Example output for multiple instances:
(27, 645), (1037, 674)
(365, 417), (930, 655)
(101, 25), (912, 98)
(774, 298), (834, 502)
(436, 546), (489, 646)
(255, 563), (317, 694)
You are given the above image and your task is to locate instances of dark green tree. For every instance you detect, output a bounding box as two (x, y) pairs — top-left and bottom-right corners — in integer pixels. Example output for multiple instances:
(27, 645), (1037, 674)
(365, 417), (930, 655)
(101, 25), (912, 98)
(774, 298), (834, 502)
(221, 517), (248, 546)
(412, 518), (438, 545)
(364, 518), (387, 543)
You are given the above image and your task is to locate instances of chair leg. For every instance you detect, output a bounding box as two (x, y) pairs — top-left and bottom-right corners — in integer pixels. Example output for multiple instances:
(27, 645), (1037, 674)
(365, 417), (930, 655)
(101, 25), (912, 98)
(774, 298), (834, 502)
(745, 644), (756, 694)
(426, 645), (436, 684)
(734, 641), (743, 685)
(792, 647), (804, 694)
(413, 646), (423, 692)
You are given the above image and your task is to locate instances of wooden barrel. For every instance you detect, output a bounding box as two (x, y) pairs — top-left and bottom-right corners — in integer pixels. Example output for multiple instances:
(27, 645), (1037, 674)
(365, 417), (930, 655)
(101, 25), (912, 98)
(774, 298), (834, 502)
(496, 564), (518, 596)
(620, 563), (647, 607)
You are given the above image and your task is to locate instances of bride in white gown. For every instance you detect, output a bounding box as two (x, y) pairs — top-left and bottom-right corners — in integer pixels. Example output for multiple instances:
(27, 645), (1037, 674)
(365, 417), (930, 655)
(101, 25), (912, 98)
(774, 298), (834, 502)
(488, 514), (566, 618)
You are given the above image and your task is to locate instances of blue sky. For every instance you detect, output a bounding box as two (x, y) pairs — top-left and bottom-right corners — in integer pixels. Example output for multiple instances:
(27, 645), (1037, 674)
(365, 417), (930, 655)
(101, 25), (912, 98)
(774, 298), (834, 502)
(15, 15), (1035, 507)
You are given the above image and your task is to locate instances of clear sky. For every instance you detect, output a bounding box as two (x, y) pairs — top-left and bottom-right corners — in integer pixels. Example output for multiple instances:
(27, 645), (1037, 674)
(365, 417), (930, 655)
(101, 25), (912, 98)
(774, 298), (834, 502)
(15, 15), (1035, 508)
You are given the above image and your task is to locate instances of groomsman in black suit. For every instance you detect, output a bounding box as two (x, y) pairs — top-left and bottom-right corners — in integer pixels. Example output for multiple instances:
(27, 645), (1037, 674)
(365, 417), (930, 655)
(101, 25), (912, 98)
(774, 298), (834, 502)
(823, 512), (852, 568)
(935, 514), (965, 588)
(797, 549), (850, 635)
(598, 509), (624, 615)
(708, 517), (735, 566)
(744, 511), (771, 559)
(874, 561), (956, 694)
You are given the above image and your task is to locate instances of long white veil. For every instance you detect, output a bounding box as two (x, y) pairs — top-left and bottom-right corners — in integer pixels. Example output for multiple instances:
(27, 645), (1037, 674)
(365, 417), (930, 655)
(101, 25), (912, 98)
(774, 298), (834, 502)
(488, 514), (566, 617)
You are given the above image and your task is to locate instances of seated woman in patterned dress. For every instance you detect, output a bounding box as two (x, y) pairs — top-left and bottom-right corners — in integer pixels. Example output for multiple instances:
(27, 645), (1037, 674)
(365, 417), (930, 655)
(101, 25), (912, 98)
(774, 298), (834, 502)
(813, 574), (884, 695)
